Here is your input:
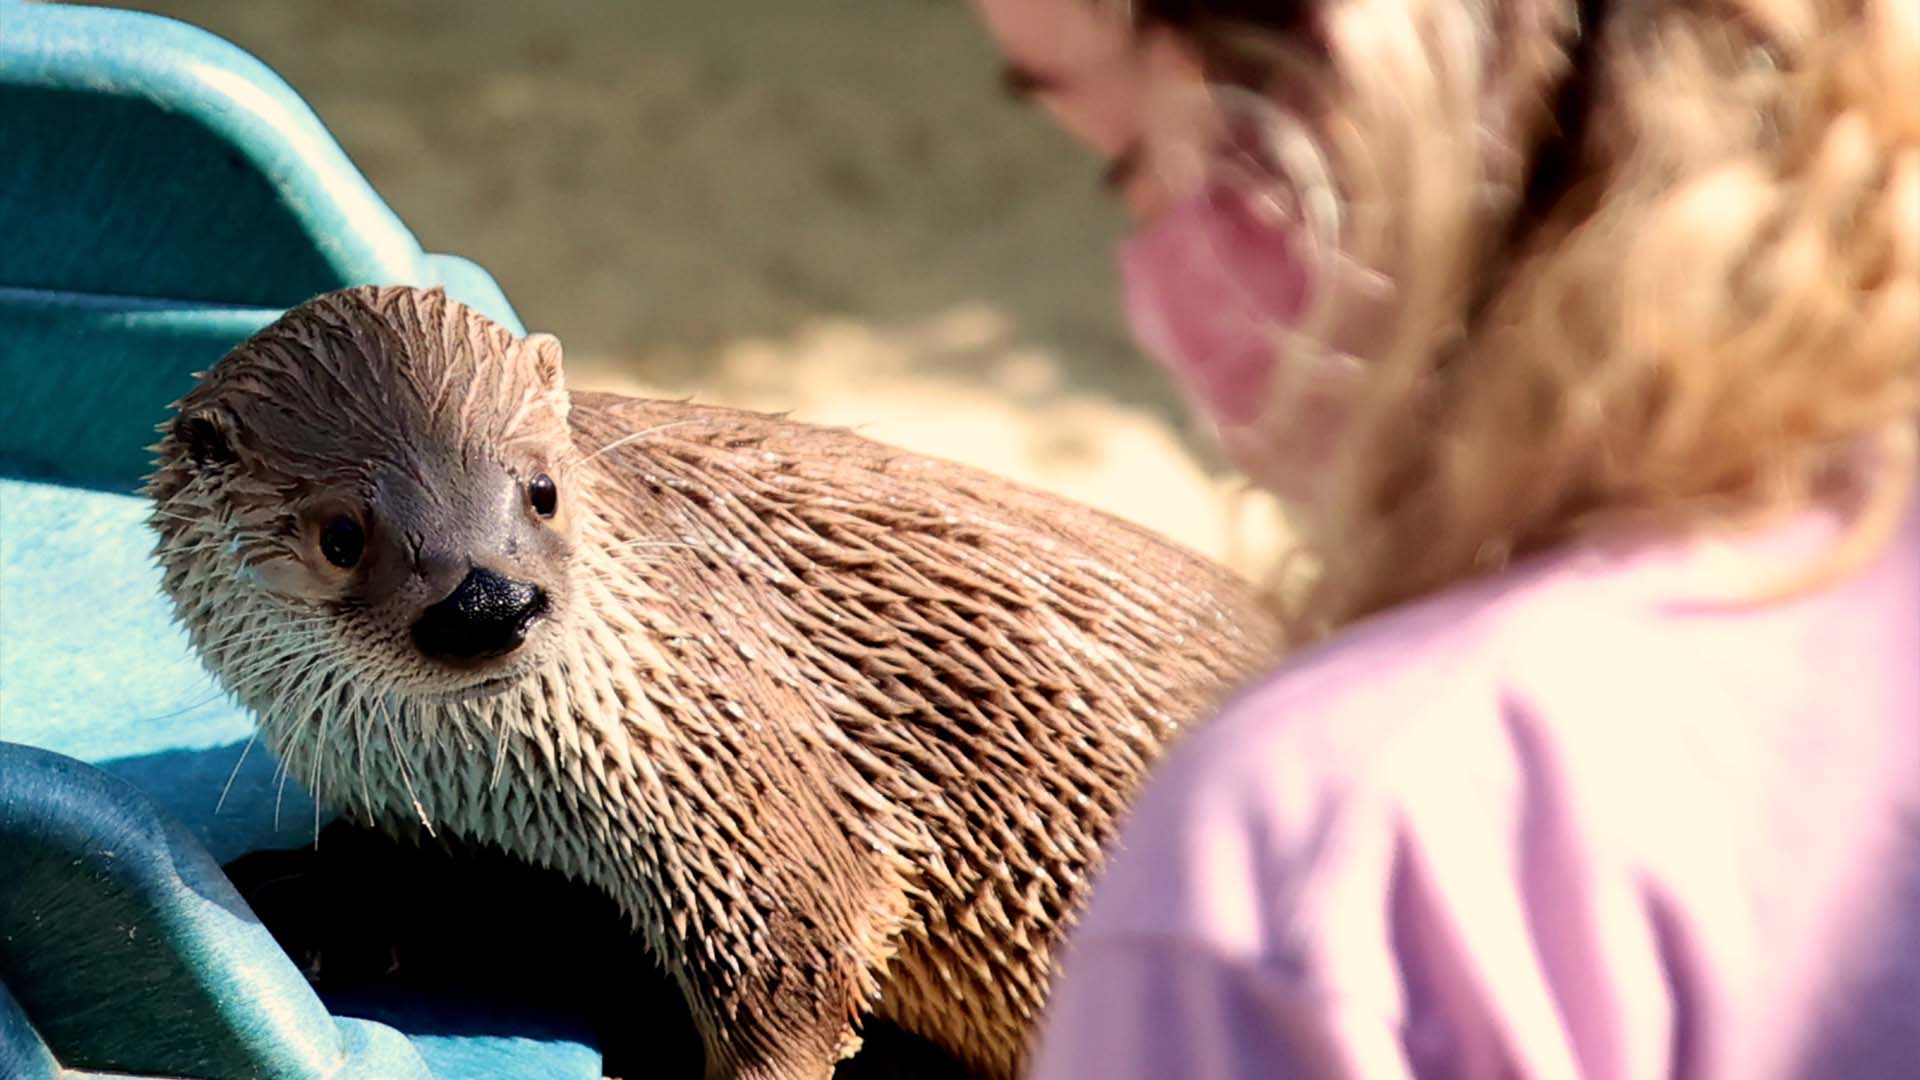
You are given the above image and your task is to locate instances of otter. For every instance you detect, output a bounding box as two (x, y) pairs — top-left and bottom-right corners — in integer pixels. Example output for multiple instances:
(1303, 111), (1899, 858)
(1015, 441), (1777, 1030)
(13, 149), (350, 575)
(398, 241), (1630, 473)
(145, 285), (1279, 1079)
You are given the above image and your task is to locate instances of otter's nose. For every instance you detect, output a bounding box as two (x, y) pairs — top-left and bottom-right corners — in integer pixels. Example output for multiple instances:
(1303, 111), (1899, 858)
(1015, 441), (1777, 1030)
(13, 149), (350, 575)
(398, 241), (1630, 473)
(411, 566), (549, 663)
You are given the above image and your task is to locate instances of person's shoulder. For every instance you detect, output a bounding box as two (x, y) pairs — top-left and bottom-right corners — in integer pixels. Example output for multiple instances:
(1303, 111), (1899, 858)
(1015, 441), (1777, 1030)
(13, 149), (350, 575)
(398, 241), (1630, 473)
(1098, 502), (1916, 937)
(1160, 544), (1633, 800)
(1084, 550), (1608, 941)
(1156, 507), (1882, 804)
(1093, 536), (1732, 929)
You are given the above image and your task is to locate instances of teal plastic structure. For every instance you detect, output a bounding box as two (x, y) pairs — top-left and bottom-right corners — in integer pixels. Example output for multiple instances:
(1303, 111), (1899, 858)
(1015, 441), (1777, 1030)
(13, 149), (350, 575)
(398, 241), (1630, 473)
(0, 2), (601, 1077)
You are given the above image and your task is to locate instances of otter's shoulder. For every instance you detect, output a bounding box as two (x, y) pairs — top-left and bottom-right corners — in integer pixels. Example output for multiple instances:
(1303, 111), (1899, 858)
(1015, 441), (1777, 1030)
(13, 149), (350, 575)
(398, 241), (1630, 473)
(569, 393), (904, 470)
(570, 394), (1170, 533)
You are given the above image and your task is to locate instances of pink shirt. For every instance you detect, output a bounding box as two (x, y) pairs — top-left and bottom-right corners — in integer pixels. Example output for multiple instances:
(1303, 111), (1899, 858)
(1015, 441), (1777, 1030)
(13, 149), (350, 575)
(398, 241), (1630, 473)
(1032, 494), (1920, 1079)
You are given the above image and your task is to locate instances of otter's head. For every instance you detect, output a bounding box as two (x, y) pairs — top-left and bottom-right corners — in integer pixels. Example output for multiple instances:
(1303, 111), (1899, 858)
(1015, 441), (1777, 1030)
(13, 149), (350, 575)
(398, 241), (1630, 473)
(146, 285), (581, 713)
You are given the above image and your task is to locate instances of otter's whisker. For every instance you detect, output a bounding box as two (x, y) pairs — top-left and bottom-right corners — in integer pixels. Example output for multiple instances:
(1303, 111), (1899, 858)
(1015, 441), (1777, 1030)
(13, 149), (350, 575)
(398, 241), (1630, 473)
(355, 695), (376, 819)
(268, 655), (326, 832)
(158, 538), (241, 559)
(576, 557), (686, 582)
(489, 706), (511, 791)
(213, 729), (259, 815)
(197, 621), (318, 661)
(602, 539), (723, 556)
(156, 526), (278, 552)
(192, 614), (329, 658)
(271, 744), (291, 833)
(209, 637), (315, 675)
(307, 679), (344, 848)
(213, 634), (322, 692)
(149, 508), (231, 527)
(377, 697), (434, 837)
(577, 420), (704, 464)
(136, 683), (227, 725)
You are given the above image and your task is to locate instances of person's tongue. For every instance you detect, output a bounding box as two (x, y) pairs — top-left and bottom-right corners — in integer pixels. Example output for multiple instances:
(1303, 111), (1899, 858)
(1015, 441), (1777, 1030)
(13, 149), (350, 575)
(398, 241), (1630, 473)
(1119, 184), (1310, 429)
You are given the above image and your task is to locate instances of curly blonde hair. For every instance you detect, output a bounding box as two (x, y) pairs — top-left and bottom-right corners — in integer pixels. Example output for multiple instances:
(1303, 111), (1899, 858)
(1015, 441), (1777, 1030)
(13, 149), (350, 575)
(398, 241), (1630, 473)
(1139, 0), (1919, 636)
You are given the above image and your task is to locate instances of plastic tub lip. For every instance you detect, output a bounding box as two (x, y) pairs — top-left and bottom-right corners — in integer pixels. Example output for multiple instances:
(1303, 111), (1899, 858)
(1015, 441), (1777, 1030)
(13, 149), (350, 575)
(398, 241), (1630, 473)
(0, 740), (370, 1079)
(0, 0), (426, 294)
(0, 0), (527, 489)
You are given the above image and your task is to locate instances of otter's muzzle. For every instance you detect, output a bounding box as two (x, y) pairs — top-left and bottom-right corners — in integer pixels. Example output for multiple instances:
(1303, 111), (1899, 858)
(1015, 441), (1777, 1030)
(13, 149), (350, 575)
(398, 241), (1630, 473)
(412, 566), (549, 664)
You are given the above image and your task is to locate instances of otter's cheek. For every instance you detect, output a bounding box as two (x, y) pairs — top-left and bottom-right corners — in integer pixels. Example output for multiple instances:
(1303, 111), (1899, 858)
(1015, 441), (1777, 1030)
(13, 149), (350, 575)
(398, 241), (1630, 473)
(241, 555), (333, 600)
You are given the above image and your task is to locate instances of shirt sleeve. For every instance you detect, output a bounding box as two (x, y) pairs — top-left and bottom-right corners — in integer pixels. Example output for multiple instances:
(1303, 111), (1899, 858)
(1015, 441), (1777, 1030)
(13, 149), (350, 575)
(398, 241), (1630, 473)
(1024, 649), (1433, 1080)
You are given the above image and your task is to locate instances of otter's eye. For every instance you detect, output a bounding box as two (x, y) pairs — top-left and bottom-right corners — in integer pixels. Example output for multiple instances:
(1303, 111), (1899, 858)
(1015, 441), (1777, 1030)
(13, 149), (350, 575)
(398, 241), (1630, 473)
(528, 473), (558, 518)
(320, 515), (365, 569)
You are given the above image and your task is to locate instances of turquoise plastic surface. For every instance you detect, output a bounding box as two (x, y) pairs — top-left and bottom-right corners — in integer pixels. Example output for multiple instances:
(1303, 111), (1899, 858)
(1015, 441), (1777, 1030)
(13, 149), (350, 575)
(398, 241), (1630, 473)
(0, 2), (606, 1077)
(0, 0), (523, 494)
(0, 476), (323, 865)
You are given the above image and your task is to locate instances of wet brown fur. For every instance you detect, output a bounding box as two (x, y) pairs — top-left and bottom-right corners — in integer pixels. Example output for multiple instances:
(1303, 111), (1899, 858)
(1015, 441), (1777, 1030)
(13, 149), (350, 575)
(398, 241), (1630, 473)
(145, 285), (1279, 1079)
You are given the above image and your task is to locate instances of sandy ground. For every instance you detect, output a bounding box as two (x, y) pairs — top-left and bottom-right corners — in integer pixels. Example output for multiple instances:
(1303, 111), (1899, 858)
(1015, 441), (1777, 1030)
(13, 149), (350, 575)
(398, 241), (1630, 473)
(112, 0), (1291, 575)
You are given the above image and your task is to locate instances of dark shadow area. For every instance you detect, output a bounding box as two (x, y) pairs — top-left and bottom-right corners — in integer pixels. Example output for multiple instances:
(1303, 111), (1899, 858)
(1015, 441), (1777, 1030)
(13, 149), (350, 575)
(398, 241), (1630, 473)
(1782, 810), (1920, 1077)
(225, 822), (980, 1079)
(223, 823), (694, 1076)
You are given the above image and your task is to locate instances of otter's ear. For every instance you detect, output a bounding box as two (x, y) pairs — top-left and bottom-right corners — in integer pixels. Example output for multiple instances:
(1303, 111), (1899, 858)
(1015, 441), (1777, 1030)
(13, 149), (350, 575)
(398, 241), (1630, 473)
(525, 332), (570, 421)
(175, 410), (238, 471)
(526, 333), (566, 391)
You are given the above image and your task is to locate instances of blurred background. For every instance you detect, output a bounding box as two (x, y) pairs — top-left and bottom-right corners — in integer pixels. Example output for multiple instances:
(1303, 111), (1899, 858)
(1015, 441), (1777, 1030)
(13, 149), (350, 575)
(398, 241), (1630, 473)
(97, 0), (1288, 574)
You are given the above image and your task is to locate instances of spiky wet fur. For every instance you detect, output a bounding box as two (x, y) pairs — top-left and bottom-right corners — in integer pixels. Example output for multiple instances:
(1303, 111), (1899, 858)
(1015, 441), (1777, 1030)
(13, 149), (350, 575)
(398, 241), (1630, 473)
(145, 286), (1278, 1079)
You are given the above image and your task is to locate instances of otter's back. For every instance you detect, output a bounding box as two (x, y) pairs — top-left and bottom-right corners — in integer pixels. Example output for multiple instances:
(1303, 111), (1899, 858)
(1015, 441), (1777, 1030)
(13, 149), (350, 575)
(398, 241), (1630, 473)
(568, 392), (1278, 1073)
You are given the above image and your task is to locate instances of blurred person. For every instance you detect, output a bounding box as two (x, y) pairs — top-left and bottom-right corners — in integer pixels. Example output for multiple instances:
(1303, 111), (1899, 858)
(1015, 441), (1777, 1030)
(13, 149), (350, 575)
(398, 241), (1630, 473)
(972, 0), (1919, 1076)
